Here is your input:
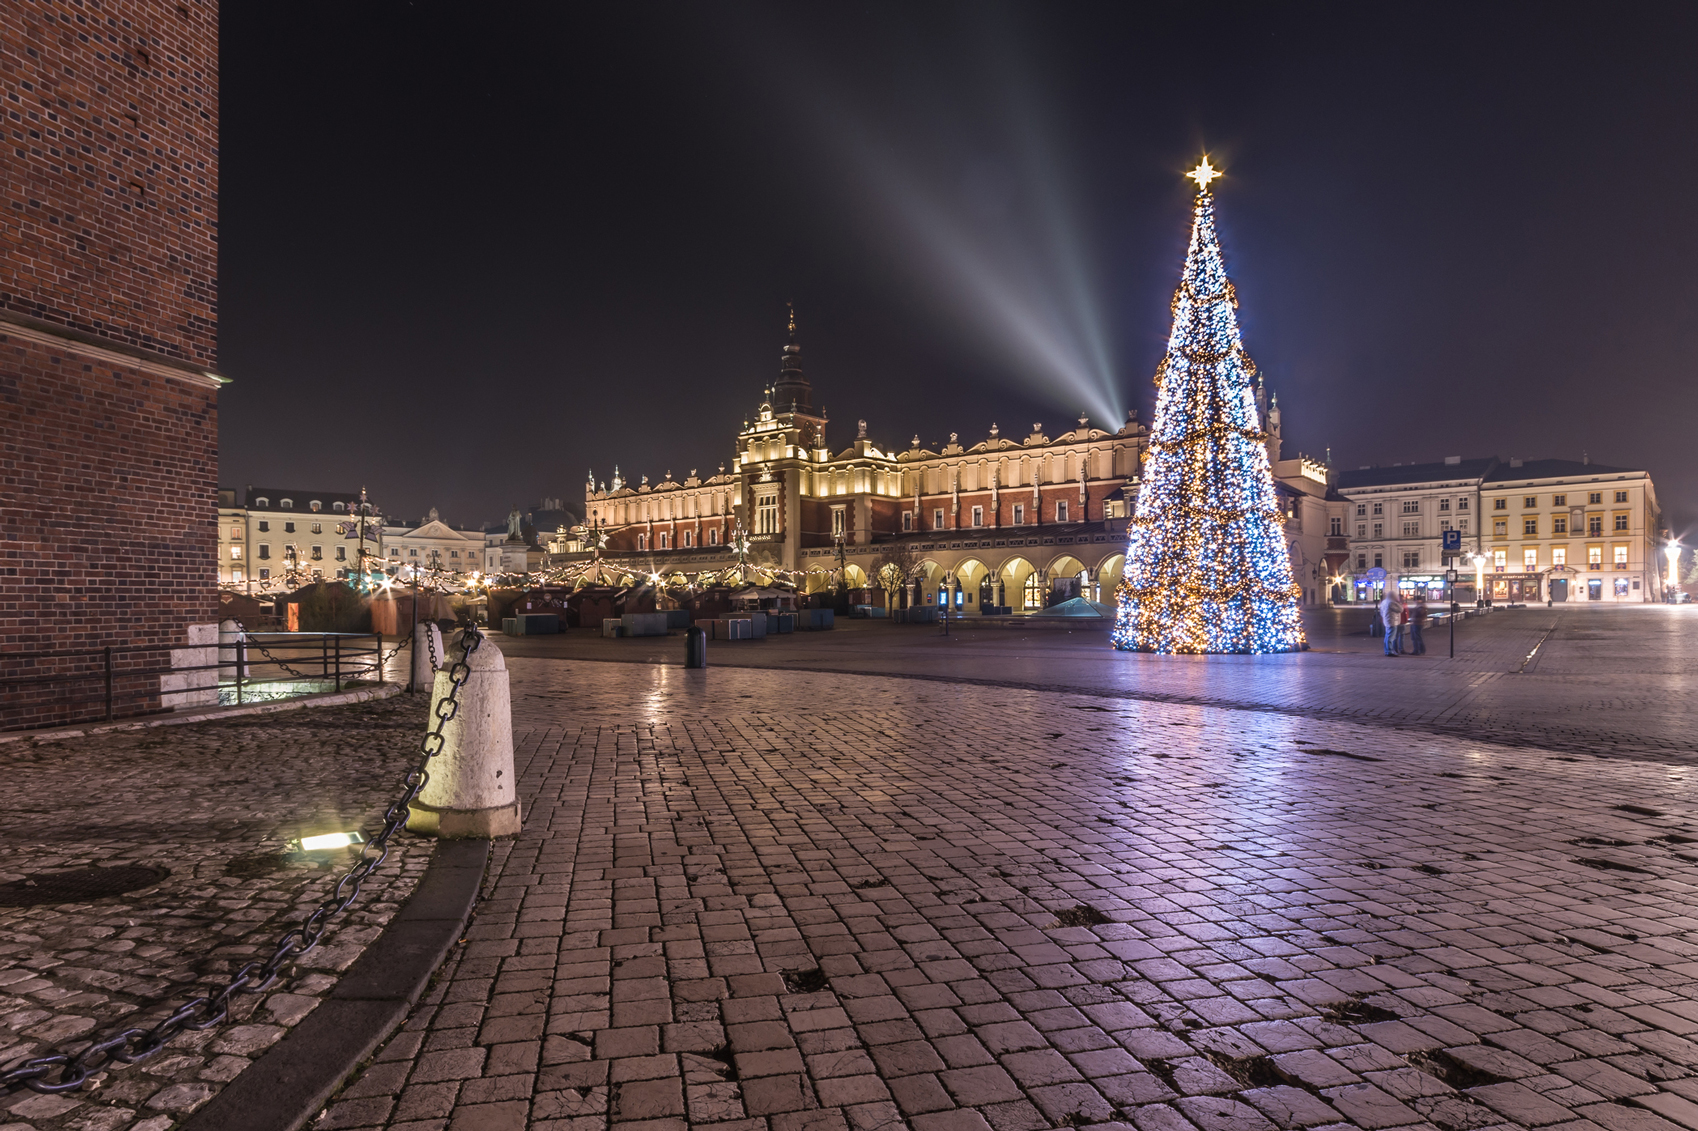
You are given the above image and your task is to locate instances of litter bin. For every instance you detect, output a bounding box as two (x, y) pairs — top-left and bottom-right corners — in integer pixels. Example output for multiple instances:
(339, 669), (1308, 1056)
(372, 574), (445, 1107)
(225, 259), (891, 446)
(685, 625), (707, 669)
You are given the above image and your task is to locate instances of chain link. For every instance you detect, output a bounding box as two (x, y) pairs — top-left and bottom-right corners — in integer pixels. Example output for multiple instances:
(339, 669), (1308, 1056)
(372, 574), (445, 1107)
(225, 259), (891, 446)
(0, 624), (486, 1095)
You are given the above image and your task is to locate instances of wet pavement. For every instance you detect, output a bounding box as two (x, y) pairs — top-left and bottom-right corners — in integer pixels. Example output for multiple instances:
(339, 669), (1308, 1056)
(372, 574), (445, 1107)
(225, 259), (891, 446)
(316, 625), (1698, 1131)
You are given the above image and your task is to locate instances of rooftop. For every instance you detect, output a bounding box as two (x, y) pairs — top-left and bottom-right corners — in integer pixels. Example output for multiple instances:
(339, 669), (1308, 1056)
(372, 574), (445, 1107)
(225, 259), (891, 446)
(1334, 458), (1498, 490)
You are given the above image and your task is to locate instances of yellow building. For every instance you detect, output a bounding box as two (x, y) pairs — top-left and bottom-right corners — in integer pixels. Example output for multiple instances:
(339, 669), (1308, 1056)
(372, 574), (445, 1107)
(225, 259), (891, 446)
(1481, 459), (1662, 603)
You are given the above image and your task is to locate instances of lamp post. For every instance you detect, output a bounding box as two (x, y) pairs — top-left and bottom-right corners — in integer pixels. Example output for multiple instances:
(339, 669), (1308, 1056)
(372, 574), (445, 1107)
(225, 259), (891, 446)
(1469, 552), (1487, 609)
(1666, 541), (1681, 604)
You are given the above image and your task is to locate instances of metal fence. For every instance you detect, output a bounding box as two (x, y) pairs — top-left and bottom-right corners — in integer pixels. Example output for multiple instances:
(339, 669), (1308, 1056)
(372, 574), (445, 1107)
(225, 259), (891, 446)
(0, 632), (386, 730)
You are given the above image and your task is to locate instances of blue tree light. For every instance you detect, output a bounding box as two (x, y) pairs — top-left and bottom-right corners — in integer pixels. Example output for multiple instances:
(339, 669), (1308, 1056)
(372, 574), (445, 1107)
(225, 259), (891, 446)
(1112, 161), (1307, 655)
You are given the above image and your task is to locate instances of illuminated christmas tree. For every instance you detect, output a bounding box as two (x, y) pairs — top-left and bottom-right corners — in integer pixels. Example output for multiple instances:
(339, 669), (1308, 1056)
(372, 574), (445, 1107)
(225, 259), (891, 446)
(1112, 159), (1306, 654)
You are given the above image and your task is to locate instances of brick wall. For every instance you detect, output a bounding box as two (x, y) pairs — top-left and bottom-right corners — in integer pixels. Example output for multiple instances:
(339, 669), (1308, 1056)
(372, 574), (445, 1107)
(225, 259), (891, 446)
(0, 2), (219, 728)
(1, 1), (219, 364)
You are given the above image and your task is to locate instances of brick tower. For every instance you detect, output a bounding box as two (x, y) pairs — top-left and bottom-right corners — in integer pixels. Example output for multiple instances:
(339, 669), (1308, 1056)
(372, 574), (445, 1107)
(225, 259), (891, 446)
(0, 1), (221, 726)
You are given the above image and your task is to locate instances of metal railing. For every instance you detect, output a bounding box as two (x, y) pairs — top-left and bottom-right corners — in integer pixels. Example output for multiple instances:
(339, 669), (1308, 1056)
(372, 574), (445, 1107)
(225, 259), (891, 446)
(0, 632), (386, 730)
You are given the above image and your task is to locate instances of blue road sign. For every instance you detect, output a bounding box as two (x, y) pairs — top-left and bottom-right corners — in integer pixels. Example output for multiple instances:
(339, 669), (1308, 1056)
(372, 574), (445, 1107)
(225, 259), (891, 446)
(1442, 529), (1463, 552)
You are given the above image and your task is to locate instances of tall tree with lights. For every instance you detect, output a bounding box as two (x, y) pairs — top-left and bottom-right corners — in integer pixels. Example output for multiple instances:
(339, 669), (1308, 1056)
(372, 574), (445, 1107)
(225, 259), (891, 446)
(1112, 159), (1306, 654)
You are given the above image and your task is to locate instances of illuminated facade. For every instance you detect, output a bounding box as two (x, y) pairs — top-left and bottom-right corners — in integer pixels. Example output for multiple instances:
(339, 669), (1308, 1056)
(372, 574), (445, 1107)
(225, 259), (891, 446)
(580, 318), (1337, 611)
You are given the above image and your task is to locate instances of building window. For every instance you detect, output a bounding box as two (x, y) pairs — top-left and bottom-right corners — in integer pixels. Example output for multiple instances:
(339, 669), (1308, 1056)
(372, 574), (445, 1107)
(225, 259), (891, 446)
(259, 568), (270, 580)
(1402, 551), (1420, 568)
(1439, 499), (1450, 512)
(409, 548), (418, 557)
(1615, 545), (1629, 566)
(1372, 523), (1383, 538)
(390, 549), (400, 558)
(254, 497), (269, 508)
(1616, 576), (1631, 597)
(1402, 500), (1419, 514)
(1013, 504), (1025, 525)
(258, 544), (271, 560)
(230, 545), (242, 560)
(1553, 548), (1566, 566)
(1494, 498), (1507, 510)
(257, 520), (269, 532)
(231, 567), (244, 583)
(637, 534), (647, 550)
(1373, 552), (1383, 568)
(903, 511), (913, 532)
(336, 546), (347, 561)
(230, 525), (243, 540)
(1493, 550), (1507, 569)
(1613, 513), (1629, 531)
(971, 506), (983, 527)
(1440, 520), (1452, 532)
(284, 522), (296, 534)
(1615, 490), (1628, 503)
(708, 528), (719, 546)
(450, 550), (459, 558)
(1330, 517), (1341, 536)
(1402, 521), (1419, 537)
(1372, 502), (1383, 515)
(281, 499), (293, 509)
(680, 531), (691, 548)
(1553, 516), (1567, 534)
(1553, 494), (1566, 506)
(1523, 496), (1537, 508)
(1523, 518), (1537, 535)
(755, 492), (779, 534)
(1588, 546), (1602, 567)
(832, 507), (846, 537)
(1356, 504), (1366, 517)
(1493, 520), (1507, 536)
(1458, 519), (1468, 533)
(1356, 553), (1367, 570)
(659, 533), (669, 549)
(1458, 497), (1469, 511)
(934, 508), (945, 529)
(310, 500), (322, 513)
(1524, 548), (1538, 569)
(1024, 573), (1044, 610)
(334, 502), (346, 512)
(1357, 524), (1367, 538)
(1589, 492), (1602, 504)
(310, 546), (322, 560)
(309, 522), (321, 534)
(1055, 501), (1068, 522)
(1588, 515), (1603, 535)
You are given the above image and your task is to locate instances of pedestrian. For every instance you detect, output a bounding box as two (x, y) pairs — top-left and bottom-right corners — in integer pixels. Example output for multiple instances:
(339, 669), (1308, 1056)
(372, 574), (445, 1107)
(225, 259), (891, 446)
(1394, 595), (1409, 654)
(1378, 588), (1403, 657)
(1410, 593), (1427, 655)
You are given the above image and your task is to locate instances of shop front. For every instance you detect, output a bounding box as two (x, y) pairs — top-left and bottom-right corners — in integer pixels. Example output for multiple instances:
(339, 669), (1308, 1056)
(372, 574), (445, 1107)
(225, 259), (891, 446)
(1488, 572), (1541, 604)
(1396, 574), (1448, 603)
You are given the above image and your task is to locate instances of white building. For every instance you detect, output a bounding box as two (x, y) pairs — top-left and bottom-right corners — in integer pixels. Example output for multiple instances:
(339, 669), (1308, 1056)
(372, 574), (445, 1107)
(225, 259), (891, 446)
(382, 509), (485, 578)
(217, 486), (378, 591)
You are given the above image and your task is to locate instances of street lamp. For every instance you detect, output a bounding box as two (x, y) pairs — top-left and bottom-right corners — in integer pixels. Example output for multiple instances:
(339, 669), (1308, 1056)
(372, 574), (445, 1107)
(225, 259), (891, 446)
(1666, 541), (1681, 603)
(1468, 552), (1487, 609)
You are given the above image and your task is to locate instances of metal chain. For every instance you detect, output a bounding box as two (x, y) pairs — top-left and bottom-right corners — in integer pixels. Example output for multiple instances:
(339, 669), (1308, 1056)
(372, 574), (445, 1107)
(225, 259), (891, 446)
(0, 624), (486, 1095)
(229, 618), (316, 680)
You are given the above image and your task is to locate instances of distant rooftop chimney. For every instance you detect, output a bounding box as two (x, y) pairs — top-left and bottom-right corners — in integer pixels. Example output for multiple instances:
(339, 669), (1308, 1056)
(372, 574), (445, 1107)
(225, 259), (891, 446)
(1444, 455), (1461, 465)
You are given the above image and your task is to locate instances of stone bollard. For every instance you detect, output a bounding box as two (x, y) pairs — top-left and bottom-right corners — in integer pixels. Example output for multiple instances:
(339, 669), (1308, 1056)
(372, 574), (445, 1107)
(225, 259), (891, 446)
(218, 619), (248, 682)
(410, 621), (444, 693)
(406, 633), (522, 838)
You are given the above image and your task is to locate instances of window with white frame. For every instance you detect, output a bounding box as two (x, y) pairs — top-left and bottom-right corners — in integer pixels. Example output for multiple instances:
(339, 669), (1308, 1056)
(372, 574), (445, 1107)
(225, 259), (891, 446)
(831, 506), (846, 537)
(1553, 547), (1566, 566)
(1614, 545), (1628, 566)
(637, 534), (648, 550)
(230, 546), (242, 560)
(1013, 504), (1025, 525)
(1055, 500), (1068, 522)
(708, 528), (719, 546)
(902, 511), (913, 532)
(971, 506), (983, 527)
(1493, 549), (1506, 568)
(755, 492), (779, 534)
(933, 508), (944, 529)
(1524, 548), (1538, 569)
(683, 531), (693, 548)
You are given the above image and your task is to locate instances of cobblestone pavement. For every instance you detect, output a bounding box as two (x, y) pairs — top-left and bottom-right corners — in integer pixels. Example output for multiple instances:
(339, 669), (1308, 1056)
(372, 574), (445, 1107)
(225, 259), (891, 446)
(320, 658), (1698, 1131)
(494, 605), (1698, 763)
(0, 692), (435, 1131)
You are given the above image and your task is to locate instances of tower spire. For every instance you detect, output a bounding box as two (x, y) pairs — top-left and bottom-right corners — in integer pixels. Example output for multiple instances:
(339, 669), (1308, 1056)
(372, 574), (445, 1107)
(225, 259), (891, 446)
(772, 303), (812, 415)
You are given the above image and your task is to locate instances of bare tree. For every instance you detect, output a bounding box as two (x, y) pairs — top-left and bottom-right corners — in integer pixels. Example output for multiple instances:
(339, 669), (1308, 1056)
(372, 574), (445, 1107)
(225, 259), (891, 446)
(870, 541), (921, 609)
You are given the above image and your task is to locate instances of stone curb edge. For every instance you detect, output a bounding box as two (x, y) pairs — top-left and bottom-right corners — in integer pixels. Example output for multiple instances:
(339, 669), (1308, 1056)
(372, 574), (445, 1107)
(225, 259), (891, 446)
(178, 838), (490, 1131)
(0, 683), (406, 745)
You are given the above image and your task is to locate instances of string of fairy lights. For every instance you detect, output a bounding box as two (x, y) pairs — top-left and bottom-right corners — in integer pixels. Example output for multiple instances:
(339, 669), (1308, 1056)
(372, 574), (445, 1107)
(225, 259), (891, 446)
(1110, 159), (1306, 655)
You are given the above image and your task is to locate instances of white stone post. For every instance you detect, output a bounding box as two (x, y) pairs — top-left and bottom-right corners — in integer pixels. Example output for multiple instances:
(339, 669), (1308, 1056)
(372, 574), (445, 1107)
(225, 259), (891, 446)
(218, 619), (248, 681)
(411, 621), (444, 693)
(407, 634), (521, 838)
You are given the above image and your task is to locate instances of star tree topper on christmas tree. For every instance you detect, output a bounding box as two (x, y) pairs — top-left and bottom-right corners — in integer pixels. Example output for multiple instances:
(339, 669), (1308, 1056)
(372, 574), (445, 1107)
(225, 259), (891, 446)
(1111, 158), (1307, 655)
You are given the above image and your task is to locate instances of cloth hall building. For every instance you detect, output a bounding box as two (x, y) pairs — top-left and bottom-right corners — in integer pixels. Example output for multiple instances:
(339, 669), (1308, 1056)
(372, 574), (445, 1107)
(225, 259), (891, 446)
(575, 321), (1342, 611)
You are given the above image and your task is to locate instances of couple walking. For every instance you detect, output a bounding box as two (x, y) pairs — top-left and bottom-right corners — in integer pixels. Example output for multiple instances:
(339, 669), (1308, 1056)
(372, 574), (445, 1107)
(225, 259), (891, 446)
(1378, 589), (1427, 656)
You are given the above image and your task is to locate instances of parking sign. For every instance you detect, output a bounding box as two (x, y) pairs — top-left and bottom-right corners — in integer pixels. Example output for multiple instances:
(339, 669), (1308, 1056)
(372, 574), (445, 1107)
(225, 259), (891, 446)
(1442, 529), (1462, 552)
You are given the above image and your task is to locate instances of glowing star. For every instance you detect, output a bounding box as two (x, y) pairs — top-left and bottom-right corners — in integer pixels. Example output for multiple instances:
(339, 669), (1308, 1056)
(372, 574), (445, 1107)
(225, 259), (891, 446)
(1187, 157), (1222, 193)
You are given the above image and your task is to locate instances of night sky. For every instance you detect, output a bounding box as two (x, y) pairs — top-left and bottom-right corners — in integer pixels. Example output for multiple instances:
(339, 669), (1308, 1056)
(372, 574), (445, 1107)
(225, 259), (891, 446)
(221, 3), (1698, 536)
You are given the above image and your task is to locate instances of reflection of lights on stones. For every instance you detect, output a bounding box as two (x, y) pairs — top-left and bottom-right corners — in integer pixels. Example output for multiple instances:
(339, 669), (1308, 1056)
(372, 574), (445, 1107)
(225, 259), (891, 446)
(297, 831), (365, 852)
